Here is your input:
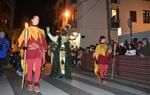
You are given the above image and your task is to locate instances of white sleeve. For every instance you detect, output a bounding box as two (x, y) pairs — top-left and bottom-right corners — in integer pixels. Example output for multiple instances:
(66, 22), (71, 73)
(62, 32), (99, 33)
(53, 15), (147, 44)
(125, 50), (136, 56)
(125, 50), (129, 55)
(47, 33), (58, 44)
(130, 50), (136, 56)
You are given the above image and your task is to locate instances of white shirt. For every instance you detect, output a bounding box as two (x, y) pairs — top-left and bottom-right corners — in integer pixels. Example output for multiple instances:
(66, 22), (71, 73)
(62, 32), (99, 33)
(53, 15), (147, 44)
(125, 49), (137, 56)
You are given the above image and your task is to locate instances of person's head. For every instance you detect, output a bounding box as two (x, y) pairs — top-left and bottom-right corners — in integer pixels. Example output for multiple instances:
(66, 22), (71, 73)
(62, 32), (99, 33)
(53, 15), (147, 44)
(133, 38), (138, 43)
(86, 47), (90, 52)
(138, 41), (143, 48)
(142, 38), (149, 46)
(99, 36), (106, 44)
(0, 31), (5, 39)
(31, 15), (40, 26)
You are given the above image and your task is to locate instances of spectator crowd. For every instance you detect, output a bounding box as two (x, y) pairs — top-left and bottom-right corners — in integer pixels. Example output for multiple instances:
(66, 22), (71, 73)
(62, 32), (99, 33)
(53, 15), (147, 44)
(70, 37), (150, 69)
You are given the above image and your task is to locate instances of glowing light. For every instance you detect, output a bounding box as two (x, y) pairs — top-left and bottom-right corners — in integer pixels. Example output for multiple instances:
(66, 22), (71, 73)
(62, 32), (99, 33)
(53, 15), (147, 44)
(112, 9), (117, 17)
(25, 22), (28, 28)
(64, 10), (70, 18)
(118, 27), (122, 36)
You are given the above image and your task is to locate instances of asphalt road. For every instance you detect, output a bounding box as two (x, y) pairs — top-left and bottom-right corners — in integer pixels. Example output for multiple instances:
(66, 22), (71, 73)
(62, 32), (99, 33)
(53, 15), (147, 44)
(0, 67), (149, 95)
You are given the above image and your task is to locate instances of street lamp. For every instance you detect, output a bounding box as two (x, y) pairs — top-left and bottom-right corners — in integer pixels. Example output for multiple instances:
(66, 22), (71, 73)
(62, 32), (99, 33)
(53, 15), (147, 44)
(64, 10), (70, 25)
(64, 10), (70, 18)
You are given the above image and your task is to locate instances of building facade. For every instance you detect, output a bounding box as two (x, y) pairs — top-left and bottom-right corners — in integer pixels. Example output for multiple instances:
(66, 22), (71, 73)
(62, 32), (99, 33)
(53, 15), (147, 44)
(77, 0), (150, 48)
(55, 0), (77, 29)
(0, 0), (15, 37)
(54, 0), (81, 48)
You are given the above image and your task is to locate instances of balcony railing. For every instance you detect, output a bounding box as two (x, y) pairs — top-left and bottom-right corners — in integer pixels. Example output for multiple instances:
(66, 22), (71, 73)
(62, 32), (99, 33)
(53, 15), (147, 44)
(111, 21), (120, 28)
(111, 16), (120, 28)
(111, 0), (119, 3)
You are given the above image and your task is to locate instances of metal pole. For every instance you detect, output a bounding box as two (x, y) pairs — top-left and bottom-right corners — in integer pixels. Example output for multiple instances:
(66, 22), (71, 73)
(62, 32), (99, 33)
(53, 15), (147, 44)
(111, 43), (116, 79)
(106, 0), (111, 44)
(128, 17), (133, 44)
(130, 18), (133, 44)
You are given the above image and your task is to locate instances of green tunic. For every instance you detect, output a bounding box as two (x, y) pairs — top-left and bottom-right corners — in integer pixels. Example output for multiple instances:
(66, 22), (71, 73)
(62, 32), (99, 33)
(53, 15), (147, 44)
(50, 36), (72, 79)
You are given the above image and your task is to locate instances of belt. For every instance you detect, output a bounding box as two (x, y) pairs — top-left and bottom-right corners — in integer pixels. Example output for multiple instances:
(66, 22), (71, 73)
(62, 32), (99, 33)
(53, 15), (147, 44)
(28, 46), (40, 50)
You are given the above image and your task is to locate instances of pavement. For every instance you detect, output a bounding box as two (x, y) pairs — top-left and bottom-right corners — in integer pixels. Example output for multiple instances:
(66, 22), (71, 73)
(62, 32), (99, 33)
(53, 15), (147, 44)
(0, 67), (150, 95)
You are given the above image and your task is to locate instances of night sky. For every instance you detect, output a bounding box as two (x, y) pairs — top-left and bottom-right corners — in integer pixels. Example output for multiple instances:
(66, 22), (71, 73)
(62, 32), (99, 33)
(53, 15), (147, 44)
(14, 0), (56, 29)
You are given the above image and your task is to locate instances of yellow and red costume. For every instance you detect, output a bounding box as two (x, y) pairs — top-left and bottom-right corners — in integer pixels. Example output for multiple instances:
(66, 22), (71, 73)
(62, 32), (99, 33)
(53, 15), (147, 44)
(18, 25), (47, 86)
(93, 43), (112, 81)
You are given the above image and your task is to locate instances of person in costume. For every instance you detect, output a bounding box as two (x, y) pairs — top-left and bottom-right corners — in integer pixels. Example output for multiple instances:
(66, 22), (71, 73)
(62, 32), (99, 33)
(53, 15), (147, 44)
(46, 25), (72, 79)
(0, 31), (10, 74)
(18, 15), (47, 92)
(93, 36), (112, 83)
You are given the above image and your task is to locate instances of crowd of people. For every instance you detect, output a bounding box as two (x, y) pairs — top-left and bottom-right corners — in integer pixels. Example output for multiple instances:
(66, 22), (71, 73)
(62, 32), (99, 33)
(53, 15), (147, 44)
(69, 37), (150, 83)
(116, 38), (150, 57)
(70, 37), (150, 69)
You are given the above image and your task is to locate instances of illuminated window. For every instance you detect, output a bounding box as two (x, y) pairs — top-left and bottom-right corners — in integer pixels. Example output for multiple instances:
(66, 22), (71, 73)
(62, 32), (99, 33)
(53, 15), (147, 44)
(112, 9), (117, 17)
(111, 9), (120, 28)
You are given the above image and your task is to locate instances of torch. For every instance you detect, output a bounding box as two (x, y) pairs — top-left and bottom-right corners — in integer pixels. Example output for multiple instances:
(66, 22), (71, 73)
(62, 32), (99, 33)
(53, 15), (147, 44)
(21, 22), (28, 90)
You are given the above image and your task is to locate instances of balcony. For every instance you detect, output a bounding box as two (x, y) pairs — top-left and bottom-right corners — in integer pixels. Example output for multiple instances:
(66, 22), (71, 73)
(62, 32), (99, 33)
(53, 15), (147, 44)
(111, 22), (120, 28)
(111, 16), (120, 28)
(111, 0), (119, 3)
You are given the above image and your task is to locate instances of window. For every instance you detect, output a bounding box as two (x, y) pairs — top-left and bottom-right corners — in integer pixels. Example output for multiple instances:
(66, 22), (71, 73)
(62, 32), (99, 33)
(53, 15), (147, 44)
(143, 10), (150, 23)
(130, 11), (137, 22)
(111, 0), (119, 3)
(111, 9), (120, 28)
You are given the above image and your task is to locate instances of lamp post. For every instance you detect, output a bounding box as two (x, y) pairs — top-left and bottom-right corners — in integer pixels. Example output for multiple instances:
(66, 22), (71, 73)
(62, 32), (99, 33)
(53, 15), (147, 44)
(128, 17), (133, 44)
(106, 0), (111, 44)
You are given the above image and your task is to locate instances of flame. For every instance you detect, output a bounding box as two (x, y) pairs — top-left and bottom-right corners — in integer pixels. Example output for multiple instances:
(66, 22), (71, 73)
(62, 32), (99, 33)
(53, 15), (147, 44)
(25, 22), (28, 28)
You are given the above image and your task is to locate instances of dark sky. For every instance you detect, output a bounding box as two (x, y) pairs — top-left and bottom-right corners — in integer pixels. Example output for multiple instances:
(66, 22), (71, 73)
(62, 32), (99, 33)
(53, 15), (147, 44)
(14, 0), (57, 29)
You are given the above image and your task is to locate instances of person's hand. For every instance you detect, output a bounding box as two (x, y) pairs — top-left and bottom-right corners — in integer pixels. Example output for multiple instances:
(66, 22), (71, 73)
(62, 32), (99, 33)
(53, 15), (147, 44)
(46, 27), (50, 35)
(23, 46), (28, 50)
(140, 54), (145, 58)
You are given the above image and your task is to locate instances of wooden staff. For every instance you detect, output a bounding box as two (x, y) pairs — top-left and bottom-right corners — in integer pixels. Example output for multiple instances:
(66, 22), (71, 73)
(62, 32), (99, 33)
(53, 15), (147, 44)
(21, 23), (28, 90)
(111, 43), (116, 79)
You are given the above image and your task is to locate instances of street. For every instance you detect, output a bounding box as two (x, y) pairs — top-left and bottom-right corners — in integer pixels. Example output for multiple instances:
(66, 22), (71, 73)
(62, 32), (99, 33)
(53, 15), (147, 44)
(0, 67), (150, 95)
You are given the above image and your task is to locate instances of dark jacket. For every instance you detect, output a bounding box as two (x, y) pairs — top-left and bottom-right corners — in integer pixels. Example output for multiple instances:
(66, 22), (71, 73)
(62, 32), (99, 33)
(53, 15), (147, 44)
(0, 38), (10, 58)
(139, 44), (150, 56)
